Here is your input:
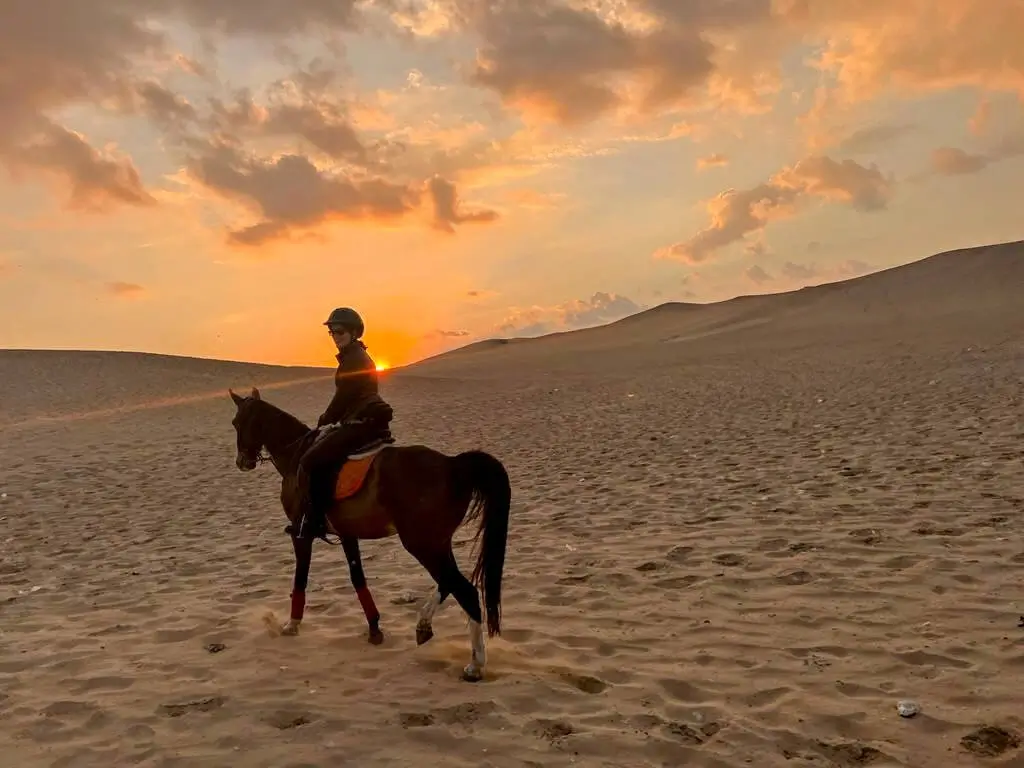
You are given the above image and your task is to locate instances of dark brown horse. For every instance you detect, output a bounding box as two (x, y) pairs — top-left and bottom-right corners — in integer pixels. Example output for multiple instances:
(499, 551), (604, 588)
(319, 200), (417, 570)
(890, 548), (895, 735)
(228, 387), (510, 681)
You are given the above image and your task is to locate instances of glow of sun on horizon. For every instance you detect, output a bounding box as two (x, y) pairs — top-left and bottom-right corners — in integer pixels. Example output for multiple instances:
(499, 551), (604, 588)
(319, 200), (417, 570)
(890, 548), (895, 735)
(375, 361), (390, 372)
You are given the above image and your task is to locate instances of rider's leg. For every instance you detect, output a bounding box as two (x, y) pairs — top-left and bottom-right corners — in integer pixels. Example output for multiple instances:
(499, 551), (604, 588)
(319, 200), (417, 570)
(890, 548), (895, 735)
(297, 426), (355, 540)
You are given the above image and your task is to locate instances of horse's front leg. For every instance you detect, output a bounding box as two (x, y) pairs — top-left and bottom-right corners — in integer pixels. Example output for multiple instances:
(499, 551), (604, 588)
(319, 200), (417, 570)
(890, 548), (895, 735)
(283, 534), (313, 636)
(341, 536), (384, 645)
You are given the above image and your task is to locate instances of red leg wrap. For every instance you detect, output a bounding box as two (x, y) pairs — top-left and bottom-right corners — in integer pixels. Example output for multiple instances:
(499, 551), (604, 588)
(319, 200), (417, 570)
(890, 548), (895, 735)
(290, 590), (306, 621)
(356, 586), (379, 622)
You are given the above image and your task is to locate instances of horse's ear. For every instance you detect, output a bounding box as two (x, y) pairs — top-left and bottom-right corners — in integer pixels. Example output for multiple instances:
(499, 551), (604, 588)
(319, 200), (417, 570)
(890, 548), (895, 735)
(251, 387), (261, 400)
(229, 388), (245, 407)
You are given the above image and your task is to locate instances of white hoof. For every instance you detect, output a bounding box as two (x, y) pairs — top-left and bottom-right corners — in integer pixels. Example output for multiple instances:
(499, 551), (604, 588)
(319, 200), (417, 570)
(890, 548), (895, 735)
(461, 663), (483, 682)
(281, 619), (301, 636)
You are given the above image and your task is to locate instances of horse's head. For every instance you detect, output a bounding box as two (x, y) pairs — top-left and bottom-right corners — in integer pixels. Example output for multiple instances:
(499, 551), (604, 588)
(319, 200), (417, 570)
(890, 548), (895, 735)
(229, 386), (264, 471)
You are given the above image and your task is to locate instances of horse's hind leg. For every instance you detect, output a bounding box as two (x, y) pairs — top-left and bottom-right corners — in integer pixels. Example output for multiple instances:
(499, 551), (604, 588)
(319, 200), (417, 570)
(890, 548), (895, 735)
(341, 537), (383, 645)
(415, 587), (450, 645)
(413, 548), (486, 681)
(444, 556), (487, 682)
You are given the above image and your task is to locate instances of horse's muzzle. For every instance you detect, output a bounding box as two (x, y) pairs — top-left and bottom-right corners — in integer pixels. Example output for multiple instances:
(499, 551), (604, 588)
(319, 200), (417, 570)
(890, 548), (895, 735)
(236, 452), (258, 471)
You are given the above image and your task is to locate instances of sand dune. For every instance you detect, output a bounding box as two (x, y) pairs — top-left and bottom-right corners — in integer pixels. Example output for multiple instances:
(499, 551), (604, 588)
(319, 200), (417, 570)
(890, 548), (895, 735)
(0, 350), (331, 429)
(414, 239), (1024, 376)
(2, 240), (1023, 767)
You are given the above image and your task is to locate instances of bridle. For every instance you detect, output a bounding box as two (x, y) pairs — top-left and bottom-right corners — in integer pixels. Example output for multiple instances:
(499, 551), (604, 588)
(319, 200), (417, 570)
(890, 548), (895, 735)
(247, 430), (316, 472)
(237, 395), (312, 473)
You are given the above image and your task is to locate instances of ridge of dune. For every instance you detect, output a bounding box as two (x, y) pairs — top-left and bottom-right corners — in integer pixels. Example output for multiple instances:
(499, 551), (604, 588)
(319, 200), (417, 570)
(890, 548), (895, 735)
(0, 348), (332, 428)
(410, 238), (1024, 376)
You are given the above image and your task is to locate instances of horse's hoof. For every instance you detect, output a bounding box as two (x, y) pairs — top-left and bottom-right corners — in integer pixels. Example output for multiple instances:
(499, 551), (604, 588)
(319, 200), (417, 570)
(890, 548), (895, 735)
(461, 665), (483, 683)
(416, 625), (434, 646)
(281, 622), (300, 637)
(368, 628), (385, 645)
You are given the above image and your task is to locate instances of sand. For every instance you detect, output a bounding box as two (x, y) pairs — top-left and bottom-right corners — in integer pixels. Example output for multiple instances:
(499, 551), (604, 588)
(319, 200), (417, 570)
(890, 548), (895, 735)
(1, 241), (1023, 767)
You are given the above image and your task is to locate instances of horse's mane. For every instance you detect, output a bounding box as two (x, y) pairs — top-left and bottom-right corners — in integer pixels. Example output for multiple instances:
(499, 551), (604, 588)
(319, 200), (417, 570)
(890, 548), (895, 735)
(252, 398), (312, 443)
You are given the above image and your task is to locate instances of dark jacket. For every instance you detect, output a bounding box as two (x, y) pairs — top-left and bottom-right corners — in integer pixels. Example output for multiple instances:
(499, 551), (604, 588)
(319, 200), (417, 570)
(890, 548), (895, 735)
(316, 341), (390, 428)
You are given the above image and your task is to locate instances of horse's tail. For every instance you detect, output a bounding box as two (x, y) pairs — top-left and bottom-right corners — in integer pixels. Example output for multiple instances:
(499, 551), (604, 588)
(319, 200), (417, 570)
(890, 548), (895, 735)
(454, 450), (511, 637)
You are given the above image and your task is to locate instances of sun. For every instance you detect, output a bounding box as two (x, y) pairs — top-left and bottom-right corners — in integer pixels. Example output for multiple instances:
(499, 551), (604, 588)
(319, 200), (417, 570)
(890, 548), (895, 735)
(375, 362), (391, 372)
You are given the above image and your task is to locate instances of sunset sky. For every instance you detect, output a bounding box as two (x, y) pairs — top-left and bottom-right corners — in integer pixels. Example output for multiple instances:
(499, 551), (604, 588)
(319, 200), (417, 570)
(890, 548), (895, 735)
(2, 1), (1022, 367)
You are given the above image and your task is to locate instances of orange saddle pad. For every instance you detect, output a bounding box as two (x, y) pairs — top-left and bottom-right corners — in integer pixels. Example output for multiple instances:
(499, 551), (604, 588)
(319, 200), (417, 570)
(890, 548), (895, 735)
(334, 455), (377, 500)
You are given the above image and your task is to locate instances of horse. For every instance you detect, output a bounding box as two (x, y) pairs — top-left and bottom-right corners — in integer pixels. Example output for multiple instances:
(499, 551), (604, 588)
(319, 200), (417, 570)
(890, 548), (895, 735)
(227, 387), (511, 682)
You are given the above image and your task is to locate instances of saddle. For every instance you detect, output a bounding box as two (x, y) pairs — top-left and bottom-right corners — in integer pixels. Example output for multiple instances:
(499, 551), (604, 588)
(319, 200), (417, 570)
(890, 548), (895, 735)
(334, 441), (388, 500)
(305, 417), (395, 502)
(286, 430), (395, 540)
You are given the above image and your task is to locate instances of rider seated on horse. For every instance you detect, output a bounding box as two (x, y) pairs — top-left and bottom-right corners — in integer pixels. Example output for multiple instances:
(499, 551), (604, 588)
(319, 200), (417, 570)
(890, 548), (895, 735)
(296, 307), (394, 541)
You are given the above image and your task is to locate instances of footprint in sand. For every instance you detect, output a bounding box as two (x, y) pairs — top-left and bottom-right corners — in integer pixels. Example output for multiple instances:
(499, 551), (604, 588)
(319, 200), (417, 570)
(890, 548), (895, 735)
(559, 671), (608, 694)
(666, 720), (723, 745)
(961, 725), (1020, 757)
(158, 696), (225, 717)
(399, 712), (434, 728)
(264, 710), (314, 730)
(635, 560), (666, 572)
(712, 552), (746, 567)
(848, 528), (883, 545)
(532, 719), (575, 745)
(667, 545), (694, 562)
(776, 569), (814, 585)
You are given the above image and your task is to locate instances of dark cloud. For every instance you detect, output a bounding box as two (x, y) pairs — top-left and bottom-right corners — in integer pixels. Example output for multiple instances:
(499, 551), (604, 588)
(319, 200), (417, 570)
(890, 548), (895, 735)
(427, 176), (499, 232)
(206, 75), (371, 164)
(835, 122), (916, 154)
(107, 280), (147, 297)
(780, 261), (817, 280)
(464, 0), (714, 124)
(0, 0), (369, 212)
(745, 264), (772, 284)
(187, 143), (419, 245)
(13, 122), (155, 210)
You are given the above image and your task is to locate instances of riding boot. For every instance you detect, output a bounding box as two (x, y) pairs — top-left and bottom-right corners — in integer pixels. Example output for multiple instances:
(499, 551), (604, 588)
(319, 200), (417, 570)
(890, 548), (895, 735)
(300, 469), (332, 540)
(294, 466), (318, 540)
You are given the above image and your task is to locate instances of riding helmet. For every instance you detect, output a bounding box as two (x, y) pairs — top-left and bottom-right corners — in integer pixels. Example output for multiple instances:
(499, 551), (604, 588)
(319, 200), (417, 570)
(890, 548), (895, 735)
(323, 306), (365, 338)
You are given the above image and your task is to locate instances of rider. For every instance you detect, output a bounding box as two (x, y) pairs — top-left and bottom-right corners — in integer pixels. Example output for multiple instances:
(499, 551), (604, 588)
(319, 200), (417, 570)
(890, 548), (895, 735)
(295, 307), (394, 541)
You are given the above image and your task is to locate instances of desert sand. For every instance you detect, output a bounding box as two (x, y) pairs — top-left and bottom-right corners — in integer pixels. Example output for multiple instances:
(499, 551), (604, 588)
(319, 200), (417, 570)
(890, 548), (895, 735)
(1, 241), (1022, 767)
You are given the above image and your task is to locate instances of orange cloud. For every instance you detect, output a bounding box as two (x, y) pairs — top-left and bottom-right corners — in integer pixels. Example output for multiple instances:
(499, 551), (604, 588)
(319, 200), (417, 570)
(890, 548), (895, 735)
(804, 0), (1024, 102)
(658, 155), (892, 263)
(497, 292), (643, 337)
(926, 127), (1024, 178)
(931, 147), (989, 176)
(696, 153), (729, 170)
